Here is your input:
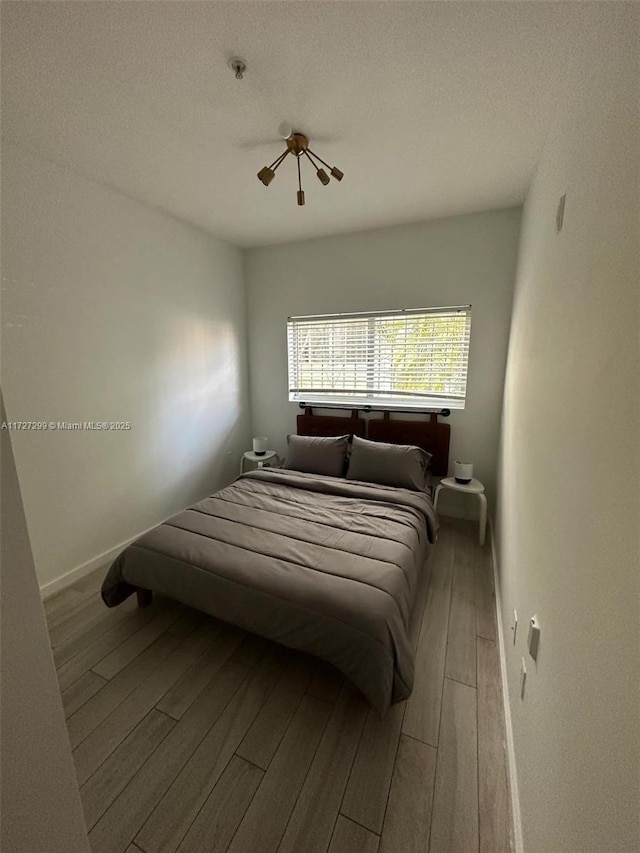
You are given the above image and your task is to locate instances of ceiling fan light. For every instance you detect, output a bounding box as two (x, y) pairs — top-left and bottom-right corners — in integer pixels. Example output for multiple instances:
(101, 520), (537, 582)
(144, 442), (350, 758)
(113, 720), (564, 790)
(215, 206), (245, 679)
(254, 129), (341, 205)
(257, 167), (275, 186)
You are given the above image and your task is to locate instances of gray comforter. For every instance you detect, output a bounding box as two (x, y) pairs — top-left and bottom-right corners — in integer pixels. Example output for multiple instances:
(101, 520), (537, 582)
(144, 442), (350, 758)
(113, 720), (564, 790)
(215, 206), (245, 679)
(102, 469), (439, 713)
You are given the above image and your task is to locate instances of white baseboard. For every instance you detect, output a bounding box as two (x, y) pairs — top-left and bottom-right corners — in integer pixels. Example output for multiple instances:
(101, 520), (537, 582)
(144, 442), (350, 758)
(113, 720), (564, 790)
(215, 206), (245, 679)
(489, 517), (524, 853)
(39, 523), (157, 600)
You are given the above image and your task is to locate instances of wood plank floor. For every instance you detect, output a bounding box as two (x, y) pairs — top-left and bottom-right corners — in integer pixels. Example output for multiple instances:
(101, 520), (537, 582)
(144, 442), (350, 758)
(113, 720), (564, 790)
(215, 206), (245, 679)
(46, 517), (513, 853)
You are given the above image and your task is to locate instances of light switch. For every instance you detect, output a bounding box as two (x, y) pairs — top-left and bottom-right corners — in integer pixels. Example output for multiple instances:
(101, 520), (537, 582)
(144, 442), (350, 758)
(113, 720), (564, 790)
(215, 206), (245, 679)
(528, 615), (541, 661)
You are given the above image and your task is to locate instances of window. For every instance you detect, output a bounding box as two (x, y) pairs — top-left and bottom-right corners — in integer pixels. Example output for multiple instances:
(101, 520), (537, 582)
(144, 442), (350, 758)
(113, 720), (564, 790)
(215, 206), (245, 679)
(287, 305), (472, 410)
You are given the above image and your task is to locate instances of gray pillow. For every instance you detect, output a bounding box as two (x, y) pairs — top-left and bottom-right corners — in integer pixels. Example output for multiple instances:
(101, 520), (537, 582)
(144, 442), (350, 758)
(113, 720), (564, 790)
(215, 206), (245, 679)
(346, 435), (432, 491)
(283, 434), (349, 477)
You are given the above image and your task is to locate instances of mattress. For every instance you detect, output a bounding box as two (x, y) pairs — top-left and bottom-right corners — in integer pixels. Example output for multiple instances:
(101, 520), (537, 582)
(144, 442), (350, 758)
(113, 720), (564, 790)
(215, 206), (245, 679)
(101, 468), (439, 713)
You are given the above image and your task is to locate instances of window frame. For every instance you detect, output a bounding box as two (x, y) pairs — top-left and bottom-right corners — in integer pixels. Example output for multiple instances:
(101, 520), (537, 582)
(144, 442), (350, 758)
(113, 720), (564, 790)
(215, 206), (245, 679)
(287, 305), (472, 412)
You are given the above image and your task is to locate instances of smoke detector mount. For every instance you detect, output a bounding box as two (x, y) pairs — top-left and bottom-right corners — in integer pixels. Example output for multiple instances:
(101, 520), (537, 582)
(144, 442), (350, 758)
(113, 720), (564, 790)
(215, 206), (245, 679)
(229, 57), (247, 80)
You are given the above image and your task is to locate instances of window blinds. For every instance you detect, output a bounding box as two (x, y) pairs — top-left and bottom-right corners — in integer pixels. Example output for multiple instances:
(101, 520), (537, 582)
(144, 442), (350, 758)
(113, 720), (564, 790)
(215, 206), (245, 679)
(287, 306), (472, 410)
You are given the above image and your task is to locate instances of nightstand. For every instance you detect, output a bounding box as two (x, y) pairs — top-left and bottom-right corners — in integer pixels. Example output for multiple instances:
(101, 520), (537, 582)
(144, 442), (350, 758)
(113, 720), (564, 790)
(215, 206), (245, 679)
(240, 450), (279, 475)
(434, 477), (487, 545)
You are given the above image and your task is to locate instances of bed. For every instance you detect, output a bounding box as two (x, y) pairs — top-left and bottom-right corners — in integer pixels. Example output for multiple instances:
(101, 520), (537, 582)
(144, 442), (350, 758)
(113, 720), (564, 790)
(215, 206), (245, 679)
(101, 411), (448, 714)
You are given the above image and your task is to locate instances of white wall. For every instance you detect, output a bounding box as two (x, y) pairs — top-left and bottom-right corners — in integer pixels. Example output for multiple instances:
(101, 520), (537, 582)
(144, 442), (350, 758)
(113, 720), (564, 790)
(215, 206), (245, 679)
(245, 208), (521, 516)
(1, 144), (251, 590)
(1, 395), (90, 853)
(496, 5), (639, 852)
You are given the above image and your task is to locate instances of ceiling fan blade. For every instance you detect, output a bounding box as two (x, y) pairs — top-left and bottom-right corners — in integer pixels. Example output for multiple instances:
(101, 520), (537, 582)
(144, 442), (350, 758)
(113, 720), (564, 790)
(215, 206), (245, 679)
(237, 137), (281, 151)
(237, 132), (340, 151)
(305, 133), (339, 146)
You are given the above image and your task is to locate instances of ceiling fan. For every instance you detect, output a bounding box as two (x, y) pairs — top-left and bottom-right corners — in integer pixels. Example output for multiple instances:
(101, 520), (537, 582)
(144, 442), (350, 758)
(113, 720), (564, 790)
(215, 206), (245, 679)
(238, 122), (338, 151)
(225, 63), (343, 206)
(256, 122), (344, 207)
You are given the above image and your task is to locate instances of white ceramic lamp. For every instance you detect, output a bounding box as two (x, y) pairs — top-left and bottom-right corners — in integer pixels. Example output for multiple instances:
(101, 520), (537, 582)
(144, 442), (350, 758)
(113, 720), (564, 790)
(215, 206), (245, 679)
(454, 460), (473, 484)
(252, 436), (268, 456)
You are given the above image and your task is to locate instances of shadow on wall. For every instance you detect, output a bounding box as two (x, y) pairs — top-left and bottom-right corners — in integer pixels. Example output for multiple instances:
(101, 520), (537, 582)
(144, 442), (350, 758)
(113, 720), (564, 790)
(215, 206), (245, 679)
(95, 313), (247, 537)
(148, 313), (243, 489)
(32, 313), (248, 593)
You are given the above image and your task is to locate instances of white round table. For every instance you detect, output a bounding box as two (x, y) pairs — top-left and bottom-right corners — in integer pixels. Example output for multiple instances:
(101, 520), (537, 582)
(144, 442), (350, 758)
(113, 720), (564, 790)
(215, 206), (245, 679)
(240, 450), (278, 475)
(433, 477), (487, 545)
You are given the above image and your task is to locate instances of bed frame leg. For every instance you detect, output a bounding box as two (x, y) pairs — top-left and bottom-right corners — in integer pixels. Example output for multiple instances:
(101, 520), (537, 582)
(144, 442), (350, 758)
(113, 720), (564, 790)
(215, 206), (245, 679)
(136, 588), (153, 608)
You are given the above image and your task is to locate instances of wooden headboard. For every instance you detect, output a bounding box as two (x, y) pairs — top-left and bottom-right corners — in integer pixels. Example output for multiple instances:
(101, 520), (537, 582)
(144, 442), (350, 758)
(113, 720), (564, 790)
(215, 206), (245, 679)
(296, 408), (450, 476)
(367, 413), (450, 476)
(296, 408), (366, 439)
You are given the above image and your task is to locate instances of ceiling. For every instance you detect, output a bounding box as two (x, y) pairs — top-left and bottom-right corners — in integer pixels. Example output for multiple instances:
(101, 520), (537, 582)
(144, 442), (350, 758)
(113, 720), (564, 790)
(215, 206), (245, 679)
(1, 1), (589, 248)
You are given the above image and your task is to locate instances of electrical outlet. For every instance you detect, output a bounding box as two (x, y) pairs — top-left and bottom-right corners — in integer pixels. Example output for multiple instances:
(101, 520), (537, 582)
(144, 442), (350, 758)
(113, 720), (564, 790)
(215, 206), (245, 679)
(520, 657), (527, 699)
(511, 610), (518, 644)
